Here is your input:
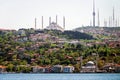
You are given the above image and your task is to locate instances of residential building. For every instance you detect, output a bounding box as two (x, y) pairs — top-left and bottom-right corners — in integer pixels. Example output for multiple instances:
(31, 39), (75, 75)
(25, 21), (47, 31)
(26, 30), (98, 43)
(0, 65), (6, 73)
(63, 66), (74, 73)
(102, 63), (115, 73)
(81, 61), (96, 73)
(33, 66), (45, 73)
(115, 64), (120, 73)
(52, 65), (63, 73)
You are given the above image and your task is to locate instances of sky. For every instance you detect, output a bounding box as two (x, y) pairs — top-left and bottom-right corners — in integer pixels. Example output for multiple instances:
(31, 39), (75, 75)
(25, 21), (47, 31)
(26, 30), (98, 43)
(0, 0), (120, 30)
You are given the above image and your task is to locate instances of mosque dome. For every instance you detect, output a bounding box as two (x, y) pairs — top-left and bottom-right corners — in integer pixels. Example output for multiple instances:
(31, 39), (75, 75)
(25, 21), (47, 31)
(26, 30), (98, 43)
(46, 22), (64, 32)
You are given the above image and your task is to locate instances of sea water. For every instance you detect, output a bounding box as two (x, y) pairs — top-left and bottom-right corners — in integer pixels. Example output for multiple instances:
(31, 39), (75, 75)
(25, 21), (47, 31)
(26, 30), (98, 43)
(0, 73), (120, 80)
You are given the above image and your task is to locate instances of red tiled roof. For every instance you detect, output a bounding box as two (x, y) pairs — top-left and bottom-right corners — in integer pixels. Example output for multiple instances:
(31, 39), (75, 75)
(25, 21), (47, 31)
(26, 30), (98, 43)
(0, 65), (6, 68)
(115, 64), (120, 67)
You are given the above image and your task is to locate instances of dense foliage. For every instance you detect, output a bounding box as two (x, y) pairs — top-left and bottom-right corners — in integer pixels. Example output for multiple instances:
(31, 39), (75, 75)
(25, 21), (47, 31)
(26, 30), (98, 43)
(0, 29), (120, 73)
(44, 30), (94, 40)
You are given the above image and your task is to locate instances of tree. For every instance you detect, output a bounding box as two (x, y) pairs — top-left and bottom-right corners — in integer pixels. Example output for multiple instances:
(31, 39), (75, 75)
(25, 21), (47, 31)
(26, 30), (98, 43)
(7, 63), (14, 72)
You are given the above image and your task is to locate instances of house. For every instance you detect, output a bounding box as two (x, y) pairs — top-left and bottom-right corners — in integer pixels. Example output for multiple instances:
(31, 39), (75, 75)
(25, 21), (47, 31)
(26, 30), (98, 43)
(17, 29), (26, 36)
(32, 66), (45, 73)
(80, 61), (96, 73)
(102, 63), (115, 73)
(115, 64), (120, 73)
(52, 65), (63, 73)
(63, 66), (74, 73)
(44, 66), (51, 73)
(0, 65), (6, 73)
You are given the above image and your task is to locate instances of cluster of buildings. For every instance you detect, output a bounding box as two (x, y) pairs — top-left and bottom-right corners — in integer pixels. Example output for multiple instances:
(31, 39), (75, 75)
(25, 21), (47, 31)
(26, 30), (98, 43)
(0, 61), (120, 73)
(33, 65), (74, 73)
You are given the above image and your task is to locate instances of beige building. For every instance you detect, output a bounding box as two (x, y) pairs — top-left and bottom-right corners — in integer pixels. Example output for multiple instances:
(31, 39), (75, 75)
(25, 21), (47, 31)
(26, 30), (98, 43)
(81, 61), (96, 73)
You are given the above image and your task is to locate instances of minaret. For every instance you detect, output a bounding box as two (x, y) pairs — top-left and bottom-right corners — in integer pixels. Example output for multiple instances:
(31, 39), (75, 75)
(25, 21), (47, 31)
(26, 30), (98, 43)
(115, 19), (117, 27)
(56, 15), (58, 24)
(49, 17), (51, 25)
(42, 16), (43, 29)
(104, 19), (107, 27)
(113, 7), (115, 27)
(35, 18), (37, 30)
(93, 0), (95, 27)
(110, 16), (113, 27)
(90, 20), (92, 26)
(97, 9), (100, 27)
(109, 16), (111, 27)
(63, 16), (65, 29)
(118, 18), (119, 27)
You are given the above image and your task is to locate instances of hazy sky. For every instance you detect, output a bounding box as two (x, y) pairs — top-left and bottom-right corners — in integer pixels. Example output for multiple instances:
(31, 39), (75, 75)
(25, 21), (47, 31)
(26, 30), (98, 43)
(0, 0), (120, 30)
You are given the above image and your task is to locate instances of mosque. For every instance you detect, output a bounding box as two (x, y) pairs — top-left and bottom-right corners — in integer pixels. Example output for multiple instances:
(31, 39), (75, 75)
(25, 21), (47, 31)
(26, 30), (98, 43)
(45, 16), (65, 32)
(46, 22), (64, 32)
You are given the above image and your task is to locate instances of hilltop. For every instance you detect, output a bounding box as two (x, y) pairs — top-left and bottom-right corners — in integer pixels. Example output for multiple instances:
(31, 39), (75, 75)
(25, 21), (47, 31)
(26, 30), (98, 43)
(74, 26), (120, 40)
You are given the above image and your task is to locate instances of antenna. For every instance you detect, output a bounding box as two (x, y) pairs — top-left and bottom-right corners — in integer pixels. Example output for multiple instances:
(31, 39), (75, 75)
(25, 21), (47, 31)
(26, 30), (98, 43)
(93, 0), (95, 27)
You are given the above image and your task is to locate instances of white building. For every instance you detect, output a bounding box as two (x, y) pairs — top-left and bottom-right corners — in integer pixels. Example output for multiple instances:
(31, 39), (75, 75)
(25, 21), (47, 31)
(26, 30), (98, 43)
(63, 66), (74, 73)
(81, 61), (96, 73)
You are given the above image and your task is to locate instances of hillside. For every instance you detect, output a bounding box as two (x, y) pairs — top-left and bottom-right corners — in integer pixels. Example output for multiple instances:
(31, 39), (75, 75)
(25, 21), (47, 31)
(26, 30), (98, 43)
(43, 30), (94, 40)
(74, 27), (120, 40)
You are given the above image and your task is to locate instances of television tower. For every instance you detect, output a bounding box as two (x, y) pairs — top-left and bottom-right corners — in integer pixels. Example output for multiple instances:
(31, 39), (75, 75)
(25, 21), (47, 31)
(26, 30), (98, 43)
(93, 0), (95, 27)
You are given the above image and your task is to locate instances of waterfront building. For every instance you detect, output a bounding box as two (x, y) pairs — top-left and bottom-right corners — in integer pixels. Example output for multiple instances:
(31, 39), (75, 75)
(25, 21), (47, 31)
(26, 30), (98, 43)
(0, 65), (6, 73)
(102, 63), (115, 73)
(63, 66), (74, 73)
(33, 66), (45, 73)
(115, 64), (120, 73)
(52, 65), (63, 73)
(80, 61), (96, 73)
